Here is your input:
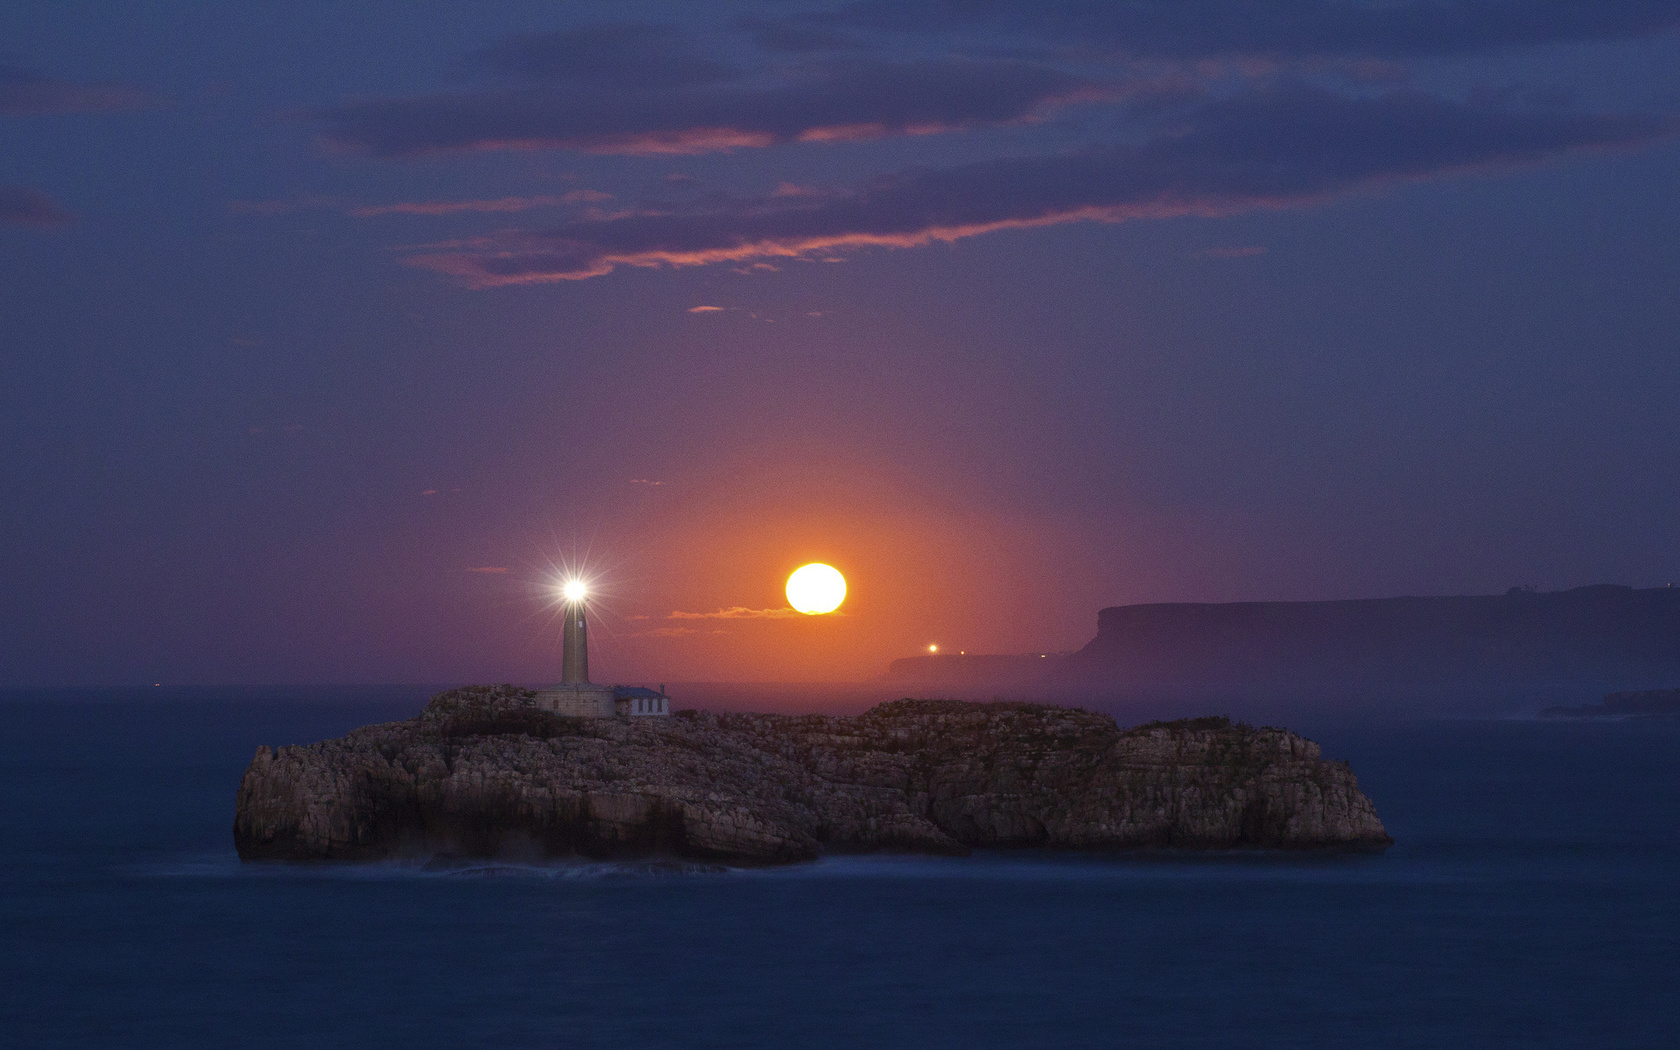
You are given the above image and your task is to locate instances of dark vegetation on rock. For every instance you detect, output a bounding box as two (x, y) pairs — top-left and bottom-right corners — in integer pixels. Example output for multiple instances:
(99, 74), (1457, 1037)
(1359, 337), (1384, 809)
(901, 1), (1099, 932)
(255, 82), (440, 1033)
(233, 686), (1392, 866)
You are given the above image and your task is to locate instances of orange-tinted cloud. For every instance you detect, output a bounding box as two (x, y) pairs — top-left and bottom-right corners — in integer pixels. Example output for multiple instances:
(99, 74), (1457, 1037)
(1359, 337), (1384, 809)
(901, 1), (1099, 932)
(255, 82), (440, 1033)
(315, 56), (1097, 157)
(403, 85), (1670, 287)
(633, 626), (728, 638)
(350, 191), (610, 216)
(669, 606), (803, 620)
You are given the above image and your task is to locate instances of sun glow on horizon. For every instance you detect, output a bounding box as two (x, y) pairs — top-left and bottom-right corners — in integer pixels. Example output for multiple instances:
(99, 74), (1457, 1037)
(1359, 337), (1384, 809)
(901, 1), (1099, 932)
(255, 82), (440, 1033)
(786, 563), (846, 615)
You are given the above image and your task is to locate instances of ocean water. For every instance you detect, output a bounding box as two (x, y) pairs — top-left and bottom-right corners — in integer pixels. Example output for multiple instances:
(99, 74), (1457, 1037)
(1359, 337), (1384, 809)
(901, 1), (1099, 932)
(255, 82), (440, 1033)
(2, 688), (1677, 1048)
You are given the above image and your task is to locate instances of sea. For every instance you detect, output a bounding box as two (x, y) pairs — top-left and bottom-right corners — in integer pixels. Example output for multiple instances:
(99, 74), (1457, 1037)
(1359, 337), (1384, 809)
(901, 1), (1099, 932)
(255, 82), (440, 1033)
(1, 686), (1676, 1049)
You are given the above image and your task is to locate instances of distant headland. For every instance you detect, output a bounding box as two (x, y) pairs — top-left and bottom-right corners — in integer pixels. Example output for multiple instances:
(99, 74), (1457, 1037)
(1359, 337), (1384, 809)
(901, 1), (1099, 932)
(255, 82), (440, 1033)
(233, 687), (1391, 865)
(1541, 688), (1680, 719)
(892, 584), (1680, 706)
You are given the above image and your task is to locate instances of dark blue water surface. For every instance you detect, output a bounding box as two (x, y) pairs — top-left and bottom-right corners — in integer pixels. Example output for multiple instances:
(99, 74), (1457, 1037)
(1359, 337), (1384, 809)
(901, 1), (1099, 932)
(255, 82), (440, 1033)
(2, 688), (1677, 1048)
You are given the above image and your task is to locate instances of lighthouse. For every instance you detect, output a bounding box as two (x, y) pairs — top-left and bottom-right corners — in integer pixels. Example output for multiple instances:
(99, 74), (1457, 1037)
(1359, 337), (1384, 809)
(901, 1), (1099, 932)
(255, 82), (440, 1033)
(534, 579), (670, 718)
(561, 583), (589, 684)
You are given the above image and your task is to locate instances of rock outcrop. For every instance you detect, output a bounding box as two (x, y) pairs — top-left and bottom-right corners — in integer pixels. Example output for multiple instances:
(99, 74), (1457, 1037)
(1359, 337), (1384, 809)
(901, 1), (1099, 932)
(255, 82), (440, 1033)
(234, 686), (1392, 865)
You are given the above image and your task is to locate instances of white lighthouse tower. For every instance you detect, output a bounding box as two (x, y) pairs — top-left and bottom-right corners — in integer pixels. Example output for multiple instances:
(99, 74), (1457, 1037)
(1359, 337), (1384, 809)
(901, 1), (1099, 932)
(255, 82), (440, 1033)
(533, 580), (669, 718)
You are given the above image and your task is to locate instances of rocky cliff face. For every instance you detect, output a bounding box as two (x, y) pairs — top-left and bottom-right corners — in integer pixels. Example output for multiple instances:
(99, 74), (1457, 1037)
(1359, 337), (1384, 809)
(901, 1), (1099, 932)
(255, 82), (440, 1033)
(234, 687), (1391, 865)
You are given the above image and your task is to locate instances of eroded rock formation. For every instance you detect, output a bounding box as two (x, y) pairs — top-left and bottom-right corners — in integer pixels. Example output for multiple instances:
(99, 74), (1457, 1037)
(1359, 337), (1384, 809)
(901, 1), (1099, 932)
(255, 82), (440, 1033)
(233, 686), (1391, 864)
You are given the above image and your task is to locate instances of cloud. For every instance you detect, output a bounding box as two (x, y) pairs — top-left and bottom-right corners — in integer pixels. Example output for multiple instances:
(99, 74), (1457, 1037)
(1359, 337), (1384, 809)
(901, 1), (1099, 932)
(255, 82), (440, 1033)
(687, 305), (725, 312)
(402, 85), (1671, 286)
(466, 566), (508, 574)
(813, 1), (1680, 60)
(0, 186), (75, 228)
(634, 626), (728, 637)
(312, 5), (1680, 162)
(230, 191), (614, 218)
(0, 64), (150, 115)
(669, 606), (804, 620)
(315, 55), (1098, 157)
(350, 192), (609, 216)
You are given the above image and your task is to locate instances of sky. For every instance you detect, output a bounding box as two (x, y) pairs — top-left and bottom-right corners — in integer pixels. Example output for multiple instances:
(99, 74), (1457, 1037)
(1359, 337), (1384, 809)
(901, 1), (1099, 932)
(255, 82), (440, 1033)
(3, 1), (1679, 687)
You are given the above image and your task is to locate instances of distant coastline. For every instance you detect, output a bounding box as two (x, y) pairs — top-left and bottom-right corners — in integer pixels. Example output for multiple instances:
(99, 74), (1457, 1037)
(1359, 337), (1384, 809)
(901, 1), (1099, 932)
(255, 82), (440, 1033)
(1541, 689), (1680, 720)
(886, 585), (1680, 710)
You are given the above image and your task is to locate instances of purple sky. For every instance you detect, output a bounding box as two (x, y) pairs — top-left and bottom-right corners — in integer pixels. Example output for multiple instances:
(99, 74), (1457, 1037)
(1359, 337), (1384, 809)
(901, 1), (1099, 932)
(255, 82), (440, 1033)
(3, 1), (1679, 686)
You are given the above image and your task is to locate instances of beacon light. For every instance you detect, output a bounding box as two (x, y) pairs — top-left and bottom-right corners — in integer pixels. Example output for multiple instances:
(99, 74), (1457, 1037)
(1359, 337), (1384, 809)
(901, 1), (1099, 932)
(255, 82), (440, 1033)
(562, 579), (588, 602)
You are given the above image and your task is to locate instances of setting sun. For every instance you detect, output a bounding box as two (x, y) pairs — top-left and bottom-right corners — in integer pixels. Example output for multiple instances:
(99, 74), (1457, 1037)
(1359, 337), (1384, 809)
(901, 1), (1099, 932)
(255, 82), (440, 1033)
(786, 563), (846, 615)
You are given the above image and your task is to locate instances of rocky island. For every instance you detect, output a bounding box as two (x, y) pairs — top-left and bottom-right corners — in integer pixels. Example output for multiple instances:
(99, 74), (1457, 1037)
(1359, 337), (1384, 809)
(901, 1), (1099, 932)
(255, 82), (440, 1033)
(234, 686), (1392, 865)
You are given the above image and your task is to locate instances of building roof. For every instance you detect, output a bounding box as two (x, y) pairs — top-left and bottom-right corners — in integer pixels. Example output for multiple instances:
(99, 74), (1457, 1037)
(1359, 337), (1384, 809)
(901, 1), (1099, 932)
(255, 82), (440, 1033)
(612, 685), (666, 699)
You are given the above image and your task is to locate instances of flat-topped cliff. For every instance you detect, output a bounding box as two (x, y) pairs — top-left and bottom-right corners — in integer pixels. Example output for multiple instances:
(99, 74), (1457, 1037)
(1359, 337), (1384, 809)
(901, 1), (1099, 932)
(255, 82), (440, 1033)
(233, 686), (1391, 865)
(1055, 584), (1680, 703)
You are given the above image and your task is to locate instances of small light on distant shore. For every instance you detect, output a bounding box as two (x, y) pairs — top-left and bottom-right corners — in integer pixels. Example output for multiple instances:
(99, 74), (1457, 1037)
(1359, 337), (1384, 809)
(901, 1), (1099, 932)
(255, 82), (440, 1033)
(928, 644), (938, 653)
